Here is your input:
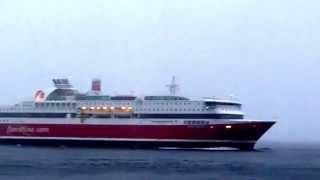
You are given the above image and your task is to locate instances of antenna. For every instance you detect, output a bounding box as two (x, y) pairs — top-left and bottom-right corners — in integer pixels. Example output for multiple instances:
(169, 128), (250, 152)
(166, 76), (179, 95)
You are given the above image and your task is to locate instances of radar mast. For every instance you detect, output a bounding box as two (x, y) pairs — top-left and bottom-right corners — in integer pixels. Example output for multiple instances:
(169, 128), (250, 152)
(52, 78), (73, 89)
(166, 76), (179, 95)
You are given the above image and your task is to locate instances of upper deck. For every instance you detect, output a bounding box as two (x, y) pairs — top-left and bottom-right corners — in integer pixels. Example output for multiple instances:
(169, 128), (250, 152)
(0, 78), (244, 119)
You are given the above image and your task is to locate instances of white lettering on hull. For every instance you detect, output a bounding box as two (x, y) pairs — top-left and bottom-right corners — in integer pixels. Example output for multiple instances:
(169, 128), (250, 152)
(6, 126), (49, 134)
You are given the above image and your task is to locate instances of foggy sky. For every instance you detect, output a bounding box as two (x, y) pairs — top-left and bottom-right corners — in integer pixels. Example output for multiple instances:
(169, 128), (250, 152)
(0, 0), (319, 142)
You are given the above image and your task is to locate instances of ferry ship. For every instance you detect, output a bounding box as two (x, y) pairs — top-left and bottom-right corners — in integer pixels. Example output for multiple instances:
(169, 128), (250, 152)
(0, 77), (275, 150)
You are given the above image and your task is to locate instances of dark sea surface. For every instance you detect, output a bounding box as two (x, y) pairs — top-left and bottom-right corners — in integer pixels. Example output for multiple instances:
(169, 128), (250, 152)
(0, 142), (319, 180)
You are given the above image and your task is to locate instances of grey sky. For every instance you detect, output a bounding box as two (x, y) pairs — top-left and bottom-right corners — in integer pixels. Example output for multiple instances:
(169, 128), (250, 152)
(0, 0), (319, 142)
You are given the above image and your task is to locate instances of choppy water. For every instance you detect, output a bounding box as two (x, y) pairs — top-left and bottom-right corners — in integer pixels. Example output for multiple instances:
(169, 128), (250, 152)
(0, 142), (319, 180)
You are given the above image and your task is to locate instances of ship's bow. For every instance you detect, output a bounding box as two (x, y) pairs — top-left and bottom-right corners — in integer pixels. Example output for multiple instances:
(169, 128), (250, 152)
(232, 120), (276, 151)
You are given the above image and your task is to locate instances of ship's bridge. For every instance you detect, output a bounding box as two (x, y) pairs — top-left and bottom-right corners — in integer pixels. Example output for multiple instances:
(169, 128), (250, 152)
(202, 98), (242, 112)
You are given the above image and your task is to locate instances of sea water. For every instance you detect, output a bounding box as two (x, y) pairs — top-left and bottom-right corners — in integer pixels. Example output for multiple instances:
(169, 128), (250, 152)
(0, 142), (319, 180)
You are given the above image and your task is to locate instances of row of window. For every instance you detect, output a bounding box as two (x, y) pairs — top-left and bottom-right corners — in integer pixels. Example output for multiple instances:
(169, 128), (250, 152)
(80, 102), (133, 106)
(35, 103), (77, 108)
(33, 103), (240, 112)
(144, 96), (189, 101)
(79, 102), (200, 106)
(33, 105), (240, 113)
(184, 121), (210, 125)
(142, 102), (201, 106)
(216, 106), (241, 111)
(136, 107), (240, 112)
(137, 108), (205, 112)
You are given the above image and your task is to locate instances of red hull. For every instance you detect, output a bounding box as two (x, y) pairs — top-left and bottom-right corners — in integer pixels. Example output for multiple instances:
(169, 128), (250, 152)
(0, 121), (275, 150)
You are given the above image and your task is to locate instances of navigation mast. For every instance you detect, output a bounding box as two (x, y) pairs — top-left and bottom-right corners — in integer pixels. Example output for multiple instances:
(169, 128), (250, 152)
(166, 76), (179, 95)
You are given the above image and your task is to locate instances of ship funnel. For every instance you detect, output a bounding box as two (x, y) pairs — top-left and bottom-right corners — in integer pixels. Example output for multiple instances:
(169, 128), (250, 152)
(91, 79), (102, 94)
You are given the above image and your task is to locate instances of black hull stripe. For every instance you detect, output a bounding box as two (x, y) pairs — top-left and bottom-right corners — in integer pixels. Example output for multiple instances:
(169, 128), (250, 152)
(0, 138), (255, 150)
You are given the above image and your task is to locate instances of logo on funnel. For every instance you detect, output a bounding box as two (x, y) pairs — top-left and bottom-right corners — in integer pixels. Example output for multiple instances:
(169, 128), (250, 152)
(35, 90), (45, 102)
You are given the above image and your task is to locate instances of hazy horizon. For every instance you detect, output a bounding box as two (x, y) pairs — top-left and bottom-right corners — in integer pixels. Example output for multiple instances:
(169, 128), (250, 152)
(0, 0), (319, 143)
